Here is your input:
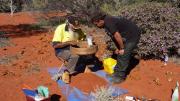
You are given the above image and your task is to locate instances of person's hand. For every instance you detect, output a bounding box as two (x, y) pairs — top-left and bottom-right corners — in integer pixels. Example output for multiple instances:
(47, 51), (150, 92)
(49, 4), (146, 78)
(114, 49), (125, 55)
(118, 49), (125, 55)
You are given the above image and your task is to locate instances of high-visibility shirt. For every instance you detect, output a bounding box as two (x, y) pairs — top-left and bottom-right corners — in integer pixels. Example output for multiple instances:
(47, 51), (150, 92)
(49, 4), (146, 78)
(52, 23), (86, 42)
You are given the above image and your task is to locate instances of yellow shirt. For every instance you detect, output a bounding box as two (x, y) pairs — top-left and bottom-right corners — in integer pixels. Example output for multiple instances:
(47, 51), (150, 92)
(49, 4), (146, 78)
(52, 23), (86, 42)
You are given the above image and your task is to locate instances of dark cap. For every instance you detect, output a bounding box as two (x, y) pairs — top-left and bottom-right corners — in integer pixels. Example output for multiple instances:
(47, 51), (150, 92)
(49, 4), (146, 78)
(91, 11), (107, 22)
(67, 16), (80, 26)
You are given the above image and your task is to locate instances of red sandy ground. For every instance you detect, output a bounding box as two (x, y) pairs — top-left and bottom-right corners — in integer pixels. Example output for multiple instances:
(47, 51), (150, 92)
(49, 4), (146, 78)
(0, 12), (179, 101)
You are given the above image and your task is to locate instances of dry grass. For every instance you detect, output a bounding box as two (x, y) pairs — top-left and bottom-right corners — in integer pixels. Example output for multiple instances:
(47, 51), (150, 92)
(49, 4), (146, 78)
(25, 62), (41, 74)
(0, 37), (14, 48)
(90, 86), (124, 101)
(0, 54), (20, 65)
(169, 56), (180, 65)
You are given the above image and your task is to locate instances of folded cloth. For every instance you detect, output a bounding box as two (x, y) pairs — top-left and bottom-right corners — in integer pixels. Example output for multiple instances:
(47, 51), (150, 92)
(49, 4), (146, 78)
(37, 86), (49, 98)
(22, 89), (37, 97)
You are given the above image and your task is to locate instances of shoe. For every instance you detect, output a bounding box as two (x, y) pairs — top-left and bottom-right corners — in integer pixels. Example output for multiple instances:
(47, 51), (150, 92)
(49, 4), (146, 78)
(62, 70), (70, 84)
(52, 70), (71, 84)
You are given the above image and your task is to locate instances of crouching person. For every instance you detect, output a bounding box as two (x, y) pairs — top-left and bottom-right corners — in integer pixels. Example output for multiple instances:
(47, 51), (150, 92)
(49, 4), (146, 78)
(91, 11), (141, 84)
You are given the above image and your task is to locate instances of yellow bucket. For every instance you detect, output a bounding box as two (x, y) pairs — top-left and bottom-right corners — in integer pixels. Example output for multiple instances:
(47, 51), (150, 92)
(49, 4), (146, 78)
(103, 58), (117, 74)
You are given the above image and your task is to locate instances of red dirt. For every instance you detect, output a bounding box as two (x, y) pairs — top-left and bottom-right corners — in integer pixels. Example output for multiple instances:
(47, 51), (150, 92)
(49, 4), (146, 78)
(0, 12), (179, 101)
(70, 73), (107, 93)
(0, 11), (67, 26)
(119, 60), (180, 101)
(0, 12), (36, 26)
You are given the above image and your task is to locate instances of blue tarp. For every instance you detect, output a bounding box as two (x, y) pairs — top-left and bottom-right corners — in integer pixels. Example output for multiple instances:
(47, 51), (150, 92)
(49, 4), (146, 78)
(48, 67), (128, 101)
(22, 89), (37, 97)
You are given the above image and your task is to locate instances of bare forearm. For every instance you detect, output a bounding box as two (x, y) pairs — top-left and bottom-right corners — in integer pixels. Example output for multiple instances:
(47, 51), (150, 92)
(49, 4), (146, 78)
(114, 32), (124, 49)
(53, 42), (70, 48)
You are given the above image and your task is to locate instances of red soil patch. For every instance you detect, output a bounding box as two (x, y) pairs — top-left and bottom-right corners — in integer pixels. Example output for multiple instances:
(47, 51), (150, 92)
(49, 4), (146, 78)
(0, 11), (67, 26)
(0, 12), (36, 26)
(71, 73), (107, 93)
(0, 12), (179, 101)
(119, 60), (180, 101)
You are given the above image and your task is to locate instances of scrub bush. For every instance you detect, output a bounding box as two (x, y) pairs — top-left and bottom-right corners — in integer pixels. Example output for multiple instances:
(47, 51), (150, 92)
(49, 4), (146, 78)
(0, 54), (20, 65)
(118, 3), (180, 58)
(0, 37), (14, 48)
(90, 86), (123, 101)
(0, 0), (23, 12)
(0, 1), (10, 12)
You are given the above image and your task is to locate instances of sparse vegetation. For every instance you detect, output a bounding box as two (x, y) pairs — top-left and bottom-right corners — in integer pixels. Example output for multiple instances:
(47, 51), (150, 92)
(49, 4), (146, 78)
(26, 62), (41, 74)
(169, 56), (180, 65)
(0, 31), (6, 35)
(0, 0), (23, 12)
(0, 37), (14, 48)
(0, 54), (20, 65)
(37, 16), (66, 27)
(10, 0), (16, 16)
(119, 2), (180, 59)
(101, 2), (180, 59)
(90, 86), (124, 101)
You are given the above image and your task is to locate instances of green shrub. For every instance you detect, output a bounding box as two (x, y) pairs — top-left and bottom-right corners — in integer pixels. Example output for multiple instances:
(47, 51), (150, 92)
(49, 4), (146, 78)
(0, 0), (23, 12)
(37, 16), (66, 27)
(117, 2), (180, 58)
(0, 0), (11, 12)
(0, 37), (14, 48)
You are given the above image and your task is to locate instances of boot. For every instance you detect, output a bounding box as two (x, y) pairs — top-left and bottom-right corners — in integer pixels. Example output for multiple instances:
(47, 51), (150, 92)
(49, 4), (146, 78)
(62, 70), (70, 84)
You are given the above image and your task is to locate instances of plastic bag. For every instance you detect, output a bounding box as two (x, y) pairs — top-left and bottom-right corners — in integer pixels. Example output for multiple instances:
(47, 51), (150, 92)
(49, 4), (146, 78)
(172, 82), (179, 101)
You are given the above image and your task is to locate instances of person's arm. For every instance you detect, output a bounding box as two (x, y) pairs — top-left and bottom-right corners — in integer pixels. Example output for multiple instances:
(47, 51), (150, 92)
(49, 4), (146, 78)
(113, 31), (125, 55)
(52, 41), (77, 49)
(105, 17), (124, 54)
(114, 31), (124, 49)
(52, 42), (70, 49)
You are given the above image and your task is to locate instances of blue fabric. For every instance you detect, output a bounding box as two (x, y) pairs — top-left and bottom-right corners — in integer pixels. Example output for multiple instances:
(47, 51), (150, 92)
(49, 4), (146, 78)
(22, 89), (37, 97)
(94, 70), (113, 83)
(55, 48), (62, 55)
(47, 67), (59, 76)
(48, 66), (67, 76)
(48, 67), (128, 101)
(57, 80), (90, 101)
(54, 46), (70, 56)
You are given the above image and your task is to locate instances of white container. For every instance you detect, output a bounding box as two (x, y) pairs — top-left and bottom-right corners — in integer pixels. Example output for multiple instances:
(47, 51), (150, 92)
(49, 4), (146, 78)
(34, 94), (44, 101)
(172, 82), (179, 101)
(86, 35), (93, 47)
(125, 96), (135, 101)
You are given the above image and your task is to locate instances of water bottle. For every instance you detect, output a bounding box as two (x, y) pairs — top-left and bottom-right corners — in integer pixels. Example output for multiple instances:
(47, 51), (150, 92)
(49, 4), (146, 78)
(164, 55), (168, 66)
(172, 82), (179, 101)
(86, 34), (93, 47)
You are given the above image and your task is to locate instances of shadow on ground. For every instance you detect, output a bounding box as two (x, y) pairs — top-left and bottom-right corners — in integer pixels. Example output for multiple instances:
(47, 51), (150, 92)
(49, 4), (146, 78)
(73, 54), (103, 75)
(112, 53), (140, 75)
(126, 56), (140, 75)
(50, 94), (61, 101)
(0, 24), (48, 37)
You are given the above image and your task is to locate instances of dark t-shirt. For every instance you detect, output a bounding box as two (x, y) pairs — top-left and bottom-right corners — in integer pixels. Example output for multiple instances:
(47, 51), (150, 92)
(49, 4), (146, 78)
(104, 16), (140, 43)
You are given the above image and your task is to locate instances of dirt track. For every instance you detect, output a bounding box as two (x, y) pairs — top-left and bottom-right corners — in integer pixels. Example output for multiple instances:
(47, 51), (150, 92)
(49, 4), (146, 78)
(0, 12), (179, 101)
